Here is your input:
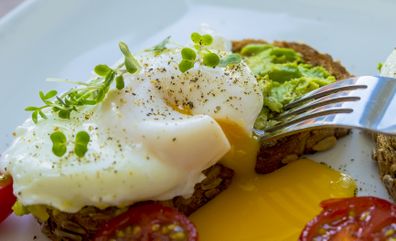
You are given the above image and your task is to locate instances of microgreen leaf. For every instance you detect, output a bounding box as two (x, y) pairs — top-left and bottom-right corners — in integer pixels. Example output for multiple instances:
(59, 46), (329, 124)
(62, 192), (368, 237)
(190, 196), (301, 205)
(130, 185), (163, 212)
(124, 57), (139, 74)
(201, 34), (213, 46)
(179, 59), (194, 73)
(25, 106), (38, 111)
(119, 41), (131, 56)
(58, 110), (71, 119)
(38, 111), (47, 119)
(94, 64), (112, 77)
(32, 111), (38, 124)
(190, 32), (213, 46)
(74, 131), (90, 157)
(44, 90), (58, 99)
(219, 54), (242, 67)
(191, 32), (201, 44)
(203, 52), (220, 67)
(55, 96), (66, 106)
(377, 62), (383, 72)
(119, 41), (140, 74)
(181, 48), (196, 61)
(39, 91), (45, 101)
(50, 131), (67, 157)
(145, 36), (171, 56)
(115, 75), (125, 90)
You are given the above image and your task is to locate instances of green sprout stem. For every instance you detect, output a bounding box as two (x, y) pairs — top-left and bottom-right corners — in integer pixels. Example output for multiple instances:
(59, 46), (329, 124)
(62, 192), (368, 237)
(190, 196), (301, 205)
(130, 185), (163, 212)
(26, 42), (139, 124)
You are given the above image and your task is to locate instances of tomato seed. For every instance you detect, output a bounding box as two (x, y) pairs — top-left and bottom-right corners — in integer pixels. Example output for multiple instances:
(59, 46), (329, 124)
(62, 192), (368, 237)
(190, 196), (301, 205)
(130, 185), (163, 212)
(170, 231), (186, 240)
(152, 224), (160, 232)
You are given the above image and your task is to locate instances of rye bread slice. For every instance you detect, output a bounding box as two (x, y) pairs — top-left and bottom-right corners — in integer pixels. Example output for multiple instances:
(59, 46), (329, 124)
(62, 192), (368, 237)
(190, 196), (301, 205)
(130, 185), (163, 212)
(372, 50), (396, 201)
(373, 131), (396, 201)
(232, 39), (351, 173)
(39, 164), (234, 241)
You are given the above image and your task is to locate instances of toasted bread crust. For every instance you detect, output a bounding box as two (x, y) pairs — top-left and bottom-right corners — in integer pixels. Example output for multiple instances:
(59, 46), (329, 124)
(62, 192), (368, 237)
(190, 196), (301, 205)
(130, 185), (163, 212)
(271, 41), (350, 80)
(232, 40), (350, 82)
(232, 39), (351, 174)
(373, 134), (396, 200)
(39, 164), (234, 241)
(232, 39), (267, 53)
(171, 163), (234, 216)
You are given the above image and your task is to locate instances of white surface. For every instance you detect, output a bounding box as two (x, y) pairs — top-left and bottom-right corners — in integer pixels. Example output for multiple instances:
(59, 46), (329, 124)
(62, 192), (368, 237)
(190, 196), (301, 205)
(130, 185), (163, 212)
(0, 0), (395, 240)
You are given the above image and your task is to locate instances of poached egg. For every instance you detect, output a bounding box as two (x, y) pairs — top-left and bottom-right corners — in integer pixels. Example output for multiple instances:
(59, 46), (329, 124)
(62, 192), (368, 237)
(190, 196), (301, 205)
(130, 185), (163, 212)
(0, 47), (263, 212)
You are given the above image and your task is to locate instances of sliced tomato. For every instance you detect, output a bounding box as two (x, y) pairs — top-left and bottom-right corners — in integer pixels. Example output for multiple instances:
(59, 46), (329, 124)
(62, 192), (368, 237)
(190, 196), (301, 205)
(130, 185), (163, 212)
(93, 203), (198, 241)
(0, 174), (16, 223)
(299, 196), (396, 241)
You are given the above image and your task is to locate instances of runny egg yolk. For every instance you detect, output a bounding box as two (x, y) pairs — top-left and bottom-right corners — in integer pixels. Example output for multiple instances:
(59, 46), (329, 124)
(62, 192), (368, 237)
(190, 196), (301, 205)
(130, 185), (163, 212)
(190, 120), (356, 241)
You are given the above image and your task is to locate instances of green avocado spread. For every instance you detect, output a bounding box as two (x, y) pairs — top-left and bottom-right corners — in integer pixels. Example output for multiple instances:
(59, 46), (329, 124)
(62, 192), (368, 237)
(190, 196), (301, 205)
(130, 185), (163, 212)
(241, 44), (336, 129)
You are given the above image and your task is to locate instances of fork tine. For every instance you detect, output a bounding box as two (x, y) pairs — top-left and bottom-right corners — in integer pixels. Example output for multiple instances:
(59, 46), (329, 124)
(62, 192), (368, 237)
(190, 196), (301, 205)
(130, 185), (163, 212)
(275, 94), (360, 121)
(255, 76), (396, 140)
(264, 108), (353, 133)
(284, 78), (367, 110)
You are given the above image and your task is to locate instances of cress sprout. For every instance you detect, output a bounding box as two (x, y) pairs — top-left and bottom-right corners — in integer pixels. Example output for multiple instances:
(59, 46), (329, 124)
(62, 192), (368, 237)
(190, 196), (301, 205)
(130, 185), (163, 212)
(25, 42), (140, 124)
(178, 32), (242, 73)
(74, 131), (90, 158)
(50, 131), (67, 157)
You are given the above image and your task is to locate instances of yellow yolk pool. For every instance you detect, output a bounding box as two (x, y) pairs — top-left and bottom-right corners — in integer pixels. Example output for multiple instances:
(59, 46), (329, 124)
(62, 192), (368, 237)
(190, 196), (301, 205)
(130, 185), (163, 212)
(190, 120), (356, 241)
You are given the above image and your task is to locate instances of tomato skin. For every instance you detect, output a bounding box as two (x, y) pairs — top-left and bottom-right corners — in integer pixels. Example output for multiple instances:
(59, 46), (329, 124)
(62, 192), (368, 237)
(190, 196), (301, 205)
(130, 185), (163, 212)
(93, 203), (198, 241)
(0, 174), (16, 224)
(299, 196), (396, 241)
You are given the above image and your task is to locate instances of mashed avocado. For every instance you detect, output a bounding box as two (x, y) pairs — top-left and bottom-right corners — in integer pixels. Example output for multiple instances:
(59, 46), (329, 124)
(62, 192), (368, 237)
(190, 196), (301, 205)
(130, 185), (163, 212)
(12, 201), (49, 221)
(241, 44), (336, 129)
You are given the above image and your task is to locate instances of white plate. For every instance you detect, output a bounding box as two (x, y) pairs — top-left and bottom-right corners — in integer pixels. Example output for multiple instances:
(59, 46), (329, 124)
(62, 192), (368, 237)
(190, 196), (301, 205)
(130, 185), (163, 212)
(0, 0), (395, 240)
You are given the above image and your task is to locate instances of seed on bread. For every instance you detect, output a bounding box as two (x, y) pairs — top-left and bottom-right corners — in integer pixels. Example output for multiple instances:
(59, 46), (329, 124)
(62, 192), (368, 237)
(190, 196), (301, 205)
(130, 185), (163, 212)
(312, 136), (338, 152)
(281, 154), (299, 164)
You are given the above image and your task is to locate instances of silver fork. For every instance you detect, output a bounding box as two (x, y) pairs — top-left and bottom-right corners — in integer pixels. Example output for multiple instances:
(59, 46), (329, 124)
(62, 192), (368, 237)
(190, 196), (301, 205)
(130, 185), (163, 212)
(254, 76), (396, 141)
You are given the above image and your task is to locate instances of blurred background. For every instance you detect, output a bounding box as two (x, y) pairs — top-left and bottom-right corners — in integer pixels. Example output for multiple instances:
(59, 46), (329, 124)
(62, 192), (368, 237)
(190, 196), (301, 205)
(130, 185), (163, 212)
(0, 0), (25, 17)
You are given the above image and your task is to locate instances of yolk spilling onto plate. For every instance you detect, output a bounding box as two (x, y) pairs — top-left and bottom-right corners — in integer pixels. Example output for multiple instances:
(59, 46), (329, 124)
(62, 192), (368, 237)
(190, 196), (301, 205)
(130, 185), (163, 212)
(190, 120), (356, 241)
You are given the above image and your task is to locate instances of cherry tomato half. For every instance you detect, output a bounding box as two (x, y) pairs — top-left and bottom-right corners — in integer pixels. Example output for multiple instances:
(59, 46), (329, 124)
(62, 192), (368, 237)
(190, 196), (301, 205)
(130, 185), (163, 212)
(93, 203), (198, 241)
(299, 196), (396, 241)
(0, 174), (16, 224)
